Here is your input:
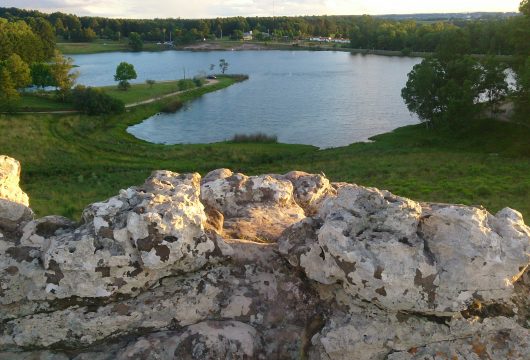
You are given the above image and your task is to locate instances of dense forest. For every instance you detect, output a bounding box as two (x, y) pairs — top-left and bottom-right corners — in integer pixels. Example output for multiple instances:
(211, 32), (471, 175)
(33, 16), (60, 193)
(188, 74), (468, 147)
(0, 7), (527, 55)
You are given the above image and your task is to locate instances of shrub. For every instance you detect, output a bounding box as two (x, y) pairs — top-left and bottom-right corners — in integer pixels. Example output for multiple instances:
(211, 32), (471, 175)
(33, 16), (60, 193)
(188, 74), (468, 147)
(161, 99), (183, 113)
(71, 86), (125, 115)
(193, 77), (205, 87)
(231, 132), (278, 143)
(177, 79), (195, 91)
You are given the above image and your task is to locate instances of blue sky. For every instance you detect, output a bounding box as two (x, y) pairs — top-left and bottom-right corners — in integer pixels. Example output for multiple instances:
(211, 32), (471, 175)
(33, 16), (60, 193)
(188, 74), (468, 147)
(2, 0), (523, 18)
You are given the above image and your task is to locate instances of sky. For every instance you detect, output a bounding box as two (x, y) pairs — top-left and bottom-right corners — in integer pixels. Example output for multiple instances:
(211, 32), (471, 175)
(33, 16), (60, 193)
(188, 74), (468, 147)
(2, 0), (523, 19)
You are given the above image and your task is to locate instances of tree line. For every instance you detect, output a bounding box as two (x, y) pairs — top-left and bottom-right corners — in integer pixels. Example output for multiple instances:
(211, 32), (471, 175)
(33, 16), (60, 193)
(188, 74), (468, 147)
(0, 6), (526, 55)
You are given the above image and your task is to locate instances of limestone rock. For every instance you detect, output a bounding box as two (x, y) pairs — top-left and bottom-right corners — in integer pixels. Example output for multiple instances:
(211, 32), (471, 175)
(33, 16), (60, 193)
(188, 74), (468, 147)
(200, 169), (306, 241)
(0, 155), (29, 207)
(0, 160), (528, 359)
(280, 184), (530, 315)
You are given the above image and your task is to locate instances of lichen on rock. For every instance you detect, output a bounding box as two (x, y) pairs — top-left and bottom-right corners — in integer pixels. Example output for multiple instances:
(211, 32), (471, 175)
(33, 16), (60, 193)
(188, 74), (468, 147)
(0, 155), (528, 359)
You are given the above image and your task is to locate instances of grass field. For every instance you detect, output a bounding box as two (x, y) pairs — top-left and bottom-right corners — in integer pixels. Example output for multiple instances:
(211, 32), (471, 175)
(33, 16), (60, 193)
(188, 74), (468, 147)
(1, 79), (529, 223)
(100, 80), (184, 104)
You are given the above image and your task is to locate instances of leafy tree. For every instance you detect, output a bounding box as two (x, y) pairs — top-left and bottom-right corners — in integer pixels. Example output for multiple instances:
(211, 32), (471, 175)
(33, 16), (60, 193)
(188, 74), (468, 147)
(231, 30), (243, 40)
(50, 50), (79, 101)
(146, 79), (156, 88)
(521, 0), (530, 16)
(0, 68), (20, 111)
(71, 85), (125, 115)
(29, 18), (56, 59)
(219, 59), (229, 74)
(128, 32), (143, 51)
(2, 54), (31, 89)
(402, 55), (482, 127)
(479, 57), (509, 116)
(401, 58), (446, 125)
(31, 63), (55, 89)
(114, 62), (137, 90)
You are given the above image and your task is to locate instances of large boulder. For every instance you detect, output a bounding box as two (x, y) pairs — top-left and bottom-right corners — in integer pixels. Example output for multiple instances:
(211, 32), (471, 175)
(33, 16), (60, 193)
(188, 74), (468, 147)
(0, 160), (528, 359)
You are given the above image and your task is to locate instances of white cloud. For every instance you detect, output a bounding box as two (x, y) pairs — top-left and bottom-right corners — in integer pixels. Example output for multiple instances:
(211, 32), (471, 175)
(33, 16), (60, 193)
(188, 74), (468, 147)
(2, 0), (522, 18)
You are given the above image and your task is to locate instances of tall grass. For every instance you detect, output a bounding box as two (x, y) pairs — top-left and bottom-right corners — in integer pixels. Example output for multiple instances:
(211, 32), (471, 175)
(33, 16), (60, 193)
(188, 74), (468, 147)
(231, 132), (278, 143)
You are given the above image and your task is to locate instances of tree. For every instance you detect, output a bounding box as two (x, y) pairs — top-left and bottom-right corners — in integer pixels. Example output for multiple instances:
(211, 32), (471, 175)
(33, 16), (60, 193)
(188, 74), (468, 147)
(50, 50), (79, 101)
(0, 68), (20, 111)
(401, 58), (446, 125)
(146, 79), (156, 88)
(209, 64), (215, 72)
(114, 62), (137, 90)
(3, 54), (31, 89)
(31, 63), (55, 89)
(219, 59), (229, 74)
(521, 0), (530, 16)
(479, 57), (509, 116)
(128, 32), (143, 51)
(402, 55), (482, 127)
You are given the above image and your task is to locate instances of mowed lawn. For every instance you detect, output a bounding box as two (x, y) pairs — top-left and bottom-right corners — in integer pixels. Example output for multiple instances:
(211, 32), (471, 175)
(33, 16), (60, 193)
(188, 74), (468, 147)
(1, 83), (529, 222)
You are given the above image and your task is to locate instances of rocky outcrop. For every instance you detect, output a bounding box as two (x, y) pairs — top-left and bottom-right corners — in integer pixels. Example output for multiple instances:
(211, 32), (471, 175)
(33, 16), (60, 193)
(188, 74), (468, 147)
(0, 155), (528, 359)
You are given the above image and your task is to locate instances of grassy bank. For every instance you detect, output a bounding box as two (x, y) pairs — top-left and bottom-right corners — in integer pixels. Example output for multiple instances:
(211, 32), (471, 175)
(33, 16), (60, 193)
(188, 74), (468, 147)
(1, 87), (529, 220)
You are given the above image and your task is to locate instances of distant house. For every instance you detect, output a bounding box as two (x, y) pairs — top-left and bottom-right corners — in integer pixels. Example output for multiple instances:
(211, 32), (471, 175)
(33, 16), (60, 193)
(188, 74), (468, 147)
(243, 31), (253, 41)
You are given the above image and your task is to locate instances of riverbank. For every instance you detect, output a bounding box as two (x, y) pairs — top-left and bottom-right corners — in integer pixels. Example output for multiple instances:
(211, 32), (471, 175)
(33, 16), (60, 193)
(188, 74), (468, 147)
(1, 83), (529, 221)
(58, 39), (515, 62)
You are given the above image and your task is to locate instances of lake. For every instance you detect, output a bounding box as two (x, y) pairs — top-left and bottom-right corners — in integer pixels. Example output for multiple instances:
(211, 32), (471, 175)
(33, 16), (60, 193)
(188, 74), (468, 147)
(72, 50), (421, 148)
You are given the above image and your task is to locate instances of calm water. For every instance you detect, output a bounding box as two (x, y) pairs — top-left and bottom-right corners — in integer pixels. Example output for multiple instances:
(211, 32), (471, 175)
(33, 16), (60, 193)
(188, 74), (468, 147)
(72, 51), (421, 148)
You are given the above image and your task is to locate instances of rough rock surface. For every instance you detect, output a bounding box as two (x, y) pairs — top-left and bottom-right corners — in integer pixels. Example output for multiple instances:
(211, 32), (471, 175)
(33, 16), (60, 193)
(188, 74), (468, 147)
(0, 156), (528, 359)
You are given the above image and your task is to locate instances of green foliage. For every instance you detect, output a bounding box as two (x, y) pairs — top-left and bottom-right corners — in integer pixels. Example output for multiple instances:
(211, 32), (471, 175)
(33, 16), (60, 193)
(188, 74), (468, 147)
(231, 133), (278, 143)
(177, 79), (195, 91)
(513, 56), (530, 122)
(1, 54), (31, 89)
(0, 19), (47, 64)
(231, 30), (243, 40)
(146, 79), (156, 88)
(0, 68), (20, 111)
(193, 77), (205, 87)
(521, 0), (530, 16)
(71, 86), (125, 115)
(30, 63), (55, 88)
(128, 32), (143, 51)
(401, 52), (503, 127)
(50, 50), (79, 101)
(479, 57), (509, 115)
(114, 62), (137, 91)
(219, 59), (229, 74)
(28, 17), (56, 59)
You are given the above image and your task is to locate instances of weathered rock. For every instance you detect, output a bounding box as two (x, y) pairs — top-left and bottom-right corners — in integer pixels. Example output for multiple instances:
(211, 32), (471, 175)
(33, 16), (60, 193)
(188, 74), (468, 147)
(0, 159), (528, 359)
(200, 169), (306, 241)
(0, 155), (29, 207)
(280, 184), (530, 315)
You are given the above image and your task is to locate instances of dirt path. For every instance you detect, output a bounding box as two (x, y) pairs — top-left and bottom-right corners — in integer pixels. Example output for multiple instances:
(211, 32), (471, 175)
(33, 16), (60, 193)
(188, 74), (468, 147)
(125, 79), (218, 108)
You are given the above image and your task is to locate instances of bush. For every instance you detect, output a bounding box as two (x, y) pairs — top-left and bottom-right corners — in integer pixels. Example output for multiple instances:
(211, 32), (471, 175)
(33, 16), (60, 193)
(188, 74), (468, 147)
(193, 77), (205, 87)
(161, 99), (183, 113)
(71, 86), (125, 115)
(177, 79), (195, 91)
(231, 132), (278, 143)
